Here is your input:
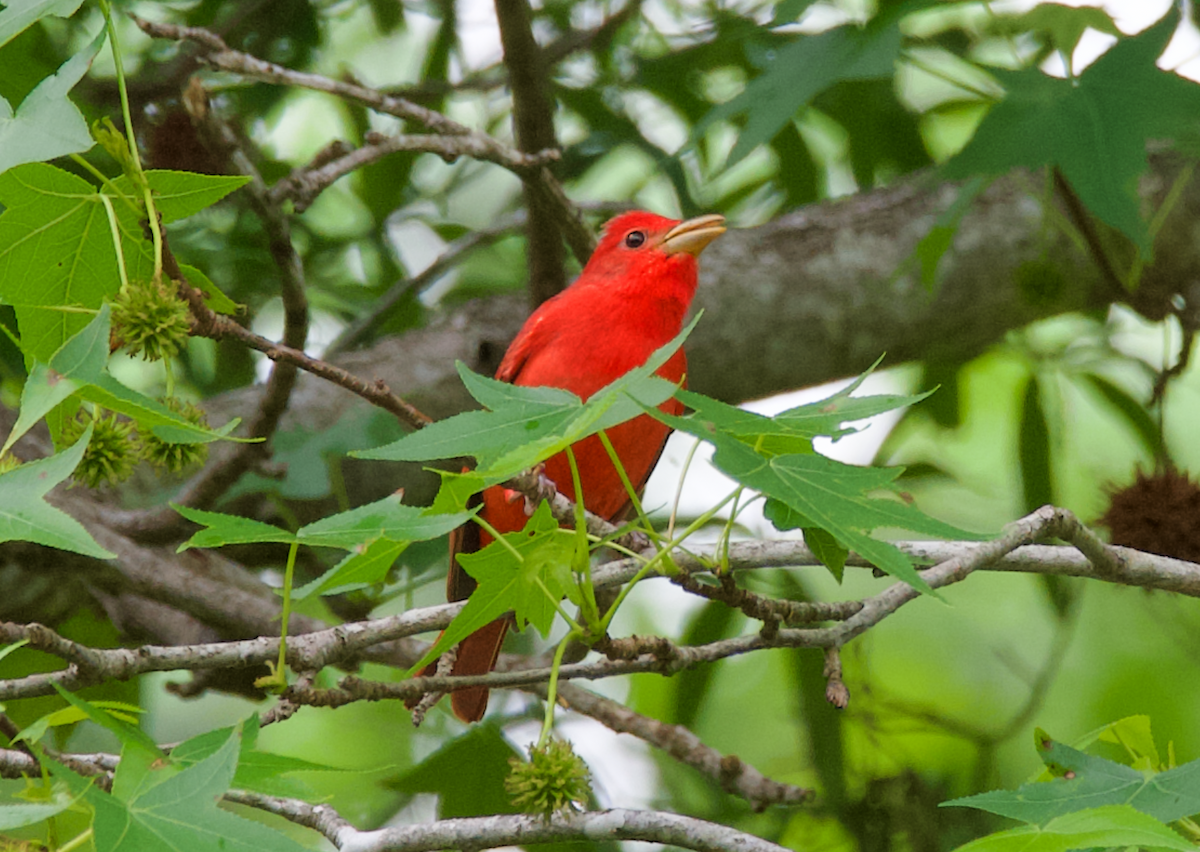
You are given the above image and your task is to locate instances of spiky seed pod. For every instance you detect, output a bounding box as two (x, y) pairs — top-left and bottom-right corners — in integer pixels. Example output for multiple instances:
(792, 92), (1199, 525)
(61, 411), (139, 488)
(111, 278), (192, 362)
(140, 397), (210, 473)
(505, 738), (593, 821)
(1098, 467), (1200, 564)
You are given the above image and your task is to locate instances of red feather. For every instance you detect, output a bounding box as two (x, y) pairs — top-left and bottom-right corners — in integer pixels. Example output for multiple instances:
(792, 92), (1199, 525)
(421, 210), (725, 722)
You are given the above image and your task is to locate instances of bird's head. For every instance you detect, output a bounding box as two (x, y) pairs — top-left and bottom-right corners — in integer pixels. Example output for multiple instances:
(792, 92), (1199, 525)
(580, 211), (726, 301)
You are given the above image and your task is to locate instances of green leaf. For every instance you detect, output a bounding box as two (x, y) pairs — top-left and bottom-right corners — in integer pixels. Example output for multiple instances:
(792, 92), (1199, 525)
(661, 419), (979, 594)
(0, 782), (78, 830)
(1018, 376), (1053, 514)
(47, 723), (311, 852)
(673, 359), (932, 451)
(704, 17), (903, 167)
(0, 26), (104, 173)
(948, 804), (1191, 852)
(2, 305), (245, 454)
(387, 721), (522, 818)
(943, 9), (1200, 251)
(1, 302), (110, 456)
(916, 177), (987, 292)
(947, 729), (1200, 825)
(295, 494), (471, 550)
(0, 0), (86, 54)
(0, 424), (114, 557)
(177, 497), (469, 553)
(997, 3), (1121, 59)
(770, 0), (818, 26)
(15, 698), (143, 745)
(407, 502), (573, 675)
(47, 684), (168, 803)
(171, 717), (343, 800)
(803, 526), (849, 582)
(80, 374), (242, 444)
(292, 538), (406, 600)
(177, 263), (241, 316)
(143, 171), (250, 223)
(355, 315), (698, 487)
(174, 505), (297, 551)
(0, 162), (119, 361)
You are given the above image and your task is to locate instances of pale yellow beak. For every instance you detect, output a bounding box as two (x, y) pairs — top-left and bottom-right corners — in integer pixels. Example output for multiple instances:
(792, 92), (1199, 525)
(661, 214), (726, 257)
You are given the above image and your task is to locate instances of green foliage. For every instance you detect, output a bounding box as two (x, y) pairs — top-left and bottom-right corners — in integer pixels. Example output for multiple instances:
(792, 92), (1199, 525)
(355, 315), (699, 493)
(45, 725), (311, 852)
(388, 722), (522, 818)
(943, 9), (1200, 253)
(406, 501), (575, 675)
(176, 495), (471, 555)
(945, 721), (1200, 852)
(0, 423), (113, 557)
(2, 1), (1200, 849)
(703, 8), (910, 169)
(0, 27), (104, 174)
(648, 375), (977, 594)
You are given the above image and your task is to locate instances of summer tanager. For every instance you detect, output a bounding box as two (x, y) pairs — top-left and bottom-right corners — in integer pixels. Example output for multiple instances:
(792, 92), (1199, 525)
(429, 210), (725, 722)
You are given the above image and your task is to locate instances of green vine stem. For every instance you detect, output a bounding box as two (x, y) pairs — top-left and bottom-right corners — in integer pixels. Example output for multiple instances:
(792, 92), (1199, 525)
(98, 0), (164, 284)
(537, 632), (576, 747)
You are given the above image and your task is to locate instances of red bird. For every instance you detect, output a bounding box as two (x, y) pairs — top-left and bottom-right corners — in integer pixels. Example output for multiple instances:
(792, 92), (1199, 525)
(434, 210), (725, 722)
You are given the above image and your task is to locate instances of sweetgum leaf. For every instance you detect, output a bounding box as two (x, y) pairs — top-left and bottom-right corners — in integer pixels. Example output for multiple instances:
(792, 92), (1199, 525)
(0, 424), (113, 557)
(947, 804), (1190, 852)
(0, 26), (103, 171)
(944, 8), (1200, 251)
(406, 502), (573, 675)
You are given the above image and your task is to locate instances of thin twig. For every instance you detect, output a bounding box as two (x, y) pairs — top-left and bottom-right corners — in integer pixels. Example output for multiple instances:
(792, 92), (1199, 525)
(131, 14), (597, 265)
(325, 212), (529, 358)
(2, 512), (1197, 704)
(268, 133), (559, 213)
(551, 681), (814, 810)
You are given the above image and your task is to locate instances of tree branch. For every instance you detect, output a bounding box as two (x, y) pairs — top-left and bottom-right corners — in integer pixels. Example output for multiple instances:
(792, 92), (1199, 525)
(551, 681), (814, 810)
(131, 14), (594, 259)
(3, 512), (1197, 704)
(495, 0), (568, 304)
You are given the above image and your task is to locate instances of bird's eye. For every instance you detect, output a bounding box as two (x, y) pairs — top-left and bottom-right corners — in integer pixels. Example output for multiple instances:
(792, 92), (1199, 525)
(624, 230), (646, 249)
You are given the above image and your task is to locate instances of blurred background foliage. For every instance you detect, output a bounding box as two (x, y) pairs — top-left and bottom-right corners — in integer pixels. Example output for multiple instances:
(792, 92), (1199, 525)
(3, 0), (1200, 849)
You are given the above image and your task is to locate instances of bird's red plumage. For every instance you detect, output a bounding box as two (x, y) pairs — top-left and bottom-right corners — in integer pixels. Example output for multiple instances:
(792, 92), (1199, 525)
(426, 210), (723, 722)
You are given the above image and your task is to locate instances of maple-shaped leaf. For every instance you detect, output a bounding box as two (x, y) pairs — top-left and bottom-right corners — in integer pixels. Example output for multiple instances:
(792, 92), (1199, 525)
(0, 424), (113, 558)
(45, 723), (310, 852)
(407, 501), (574, 675)
(945, 728), (1200, 826)
(944, 8), (1200, 252)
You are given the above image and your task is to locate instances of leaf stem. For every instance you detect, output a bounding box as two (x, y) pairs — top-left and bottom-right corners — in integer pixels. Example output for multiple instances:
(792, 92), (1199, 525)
(597, 486), (741, 634)
(99, 0), (164, 283)
(564, 447), (600, 626)
(97, 193), (130, 292)
(69, 152), (141, 215)
(537, 632), (575, 747)
(275, 540), (300, 681)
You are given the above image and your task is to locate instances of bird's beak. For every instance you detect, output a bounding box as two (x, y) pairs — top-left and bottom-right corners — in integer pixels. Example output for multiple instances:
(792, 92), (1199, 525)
(661, 214), (726, 257)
